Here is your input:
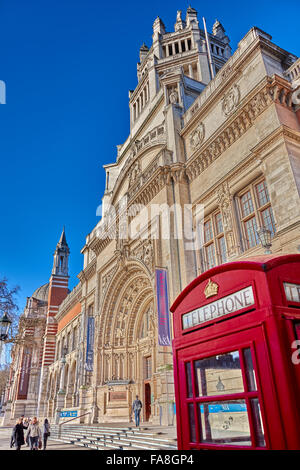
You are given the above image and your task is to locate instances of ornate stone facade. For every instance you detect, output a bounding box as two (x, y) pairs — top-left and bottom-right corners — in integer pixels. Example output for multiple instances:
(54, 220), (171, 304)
(4, 7), (300, 427)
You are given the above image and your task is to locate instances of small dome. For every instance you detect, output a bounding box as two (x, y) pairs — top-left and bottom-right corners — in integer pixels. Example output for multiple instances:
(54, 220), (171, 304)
(31, 283), (49, 302)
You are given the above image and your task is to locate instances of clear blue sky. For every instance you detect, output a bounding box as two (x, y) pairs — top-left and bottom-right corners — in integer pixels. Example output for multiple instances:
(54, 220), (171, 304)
(0, 0), (299, 314)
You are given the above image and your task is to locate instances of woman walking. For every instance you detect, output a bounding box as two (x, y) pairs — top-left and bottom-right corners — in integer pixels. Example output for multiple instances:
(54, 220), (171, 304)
(11, 418), (25, 450)
(43, 418), (50, 450)
(26, 417), (42, 450)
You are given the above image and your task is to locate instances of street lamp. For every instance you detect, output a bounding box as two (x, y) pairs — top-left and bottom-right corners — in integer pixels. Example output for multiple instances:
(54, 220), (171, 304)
(257, 227), (272, 254)
(0, 312), (12, 341)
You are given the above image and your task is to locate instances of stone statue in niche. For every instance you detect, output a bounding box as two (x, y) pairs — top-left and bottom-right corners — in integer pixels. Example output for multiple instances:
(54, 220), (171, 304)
(169, 86), (179, 104)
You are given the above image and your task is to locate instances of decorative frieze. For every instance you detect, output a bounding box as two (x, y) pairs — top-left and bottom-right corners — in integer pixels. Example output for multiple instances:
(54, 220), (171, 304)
(186, 84), (274, 182)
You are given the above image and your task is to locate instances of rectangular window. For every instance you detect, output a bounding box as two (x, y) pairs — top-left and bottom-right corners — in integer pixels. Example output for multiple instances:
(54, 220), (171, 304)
(204, 220), (213, 243)
(215, 213), (223, 235)
(243, 348), (257, 391)
(255, 181), (269, 207)
(184, 348), (266, 448)
(144, 356), (152, 379)
(250, 398), (266, 447)
(194, 351), (244, 397)
(239, 178), (275, 252)
(199, 399), (251, 446)
(218, 236), (227, 264)
(200, 211), (227, 272)
(188, 404), (197, 442)
(186, 362), (193, 398)
(261, 207), (276, 236)
(244, 217), (259, 249)
(241, 191), (254, 217)
(205, 244), (216, 270)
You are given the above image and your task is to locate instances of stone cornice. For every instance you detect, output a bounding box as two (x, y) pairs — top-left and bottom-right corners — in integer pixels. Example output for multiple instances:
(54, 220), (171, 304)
(77, 257), (96, 282)
(251, 125), (300, 158)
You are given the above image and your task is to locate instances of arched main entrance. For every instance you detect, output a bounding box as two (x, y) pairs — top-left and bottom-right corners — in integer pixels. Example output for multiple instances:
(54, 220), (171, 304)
(97, 260), (157, 423)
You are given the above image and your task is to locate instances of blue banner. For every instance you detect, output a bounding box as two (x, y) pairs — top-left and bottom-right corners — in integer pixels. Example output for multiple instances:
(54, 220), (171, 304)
(85, 316), (94, 371)
(155, 268), (171, 346)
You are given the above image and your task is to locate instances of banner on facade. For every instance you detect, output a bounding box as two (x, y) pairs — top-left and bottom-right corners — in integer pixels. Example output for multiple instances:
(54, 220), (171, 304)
(85, 316), (94, 371)
(17, 348), (32, 399)
(155, 268), (171, 346)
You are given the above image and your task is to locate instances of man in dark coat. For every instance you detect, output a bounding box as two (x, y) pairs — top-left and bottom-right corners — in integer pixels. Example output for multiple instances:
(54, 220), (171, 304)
(132, 395), (143, 427)
(11, 418), (25, 450)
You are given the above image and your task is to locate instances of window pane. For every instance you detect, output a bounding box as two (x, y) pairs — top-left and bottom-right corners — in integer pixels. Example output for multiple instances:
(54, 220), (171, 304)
(194, 351), (244, 397)
(198, 400), (251, 446)
(243, 348), (257, 391)
(188, 404), (197, 442)
(218, 236), (227, 263)
(261, 207), (276, 236)
(244, 217), (259, 248)
(295, 323), (300, 340)
(256, 181), (270, 207)
(215, 213), (223, 235)
(241, 191), (254, 217)
(205, 244), (216, 270)
(186, 362), (193, 398)
(250, 398), (266, 447)
(204, 220), (213, 242)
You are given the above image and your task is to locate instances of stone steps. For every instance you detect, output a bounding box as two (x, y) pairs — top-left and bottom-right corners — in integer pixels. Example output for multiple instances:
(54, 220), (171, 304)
(49, 424), (177, 451)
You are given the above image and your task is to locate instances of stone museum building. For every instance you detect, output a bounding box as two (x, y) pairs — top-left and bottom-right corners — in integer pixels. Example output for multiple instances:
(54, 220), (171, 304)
(3, 6), (300, 426)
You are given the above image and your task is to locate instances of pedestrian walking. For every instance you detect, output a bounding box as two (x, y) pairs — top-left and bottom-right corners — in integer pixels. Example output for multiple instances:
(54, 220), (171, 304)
(10, 418), (25, 450)
(22, 416), (29, 429)
(132, 395), (142, 427)
(26, 417), (42, 450)
(43, 418), (50, 450)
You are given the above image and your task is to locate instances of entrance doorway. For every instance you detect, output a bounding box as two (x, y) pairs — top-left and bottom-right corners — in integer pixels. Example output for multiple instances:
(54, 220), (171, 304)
(144, 383), (151, 421)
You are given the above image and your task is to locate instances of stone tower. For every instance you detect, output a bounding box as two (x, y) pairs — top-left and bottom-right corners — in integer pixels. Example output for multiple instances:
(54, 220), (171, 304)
(37, 228), (70, 416)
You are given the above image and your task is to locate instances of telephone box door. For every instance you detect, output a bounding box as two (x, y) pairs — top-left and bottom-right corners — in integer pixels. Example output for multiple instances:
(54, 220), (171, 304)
(176, 325), (284, 450)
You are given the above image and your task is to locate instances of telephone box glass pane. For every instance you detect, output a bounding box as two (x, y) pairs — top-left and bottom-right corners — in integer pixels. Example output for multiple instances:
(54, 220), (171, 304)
(194, 351), (244, 397)
(250, 398), (265, 447)
(295, 322), (300, 340)
(198, 400), (251, 446)
(188, 404), (197, 442)
(243, 348), (257, 391)
(186, 362), (193, 398)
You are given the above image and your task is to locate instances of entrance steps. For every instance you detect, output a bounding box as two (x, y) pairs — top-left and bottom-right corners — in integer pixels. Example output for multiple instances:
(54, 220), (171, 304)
(49, 424), (178, 451)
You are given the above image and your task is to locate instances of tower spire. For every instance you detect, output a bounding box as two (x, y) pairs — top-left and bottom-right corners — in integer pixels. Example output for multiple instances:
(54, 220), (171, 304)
(52, 227), (70, 276)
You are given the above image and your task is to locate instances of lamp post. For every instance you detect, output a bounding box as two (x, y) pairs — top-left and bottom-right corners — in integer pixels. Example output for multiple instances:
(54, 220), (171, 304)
(257, 227), (272, 254)
(0, 312), (12, 341)
(0, 312), (12, 365)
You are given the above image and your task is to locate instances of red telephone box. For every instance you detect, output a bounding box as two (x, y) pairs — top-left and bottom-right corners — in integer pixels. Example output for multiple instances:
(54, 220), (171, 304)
(171, 254), (300, 450)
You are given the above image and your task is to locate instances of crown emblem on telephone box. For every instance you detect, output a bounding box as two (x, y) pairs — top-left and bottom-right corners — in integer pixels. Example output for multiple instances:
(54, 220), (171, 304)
(204, 279), (219, 299)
